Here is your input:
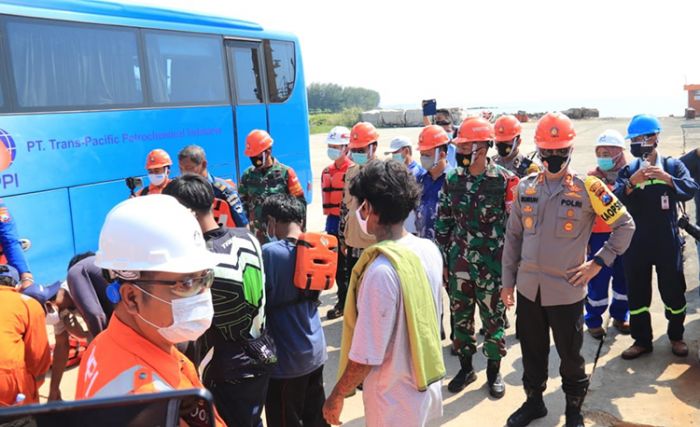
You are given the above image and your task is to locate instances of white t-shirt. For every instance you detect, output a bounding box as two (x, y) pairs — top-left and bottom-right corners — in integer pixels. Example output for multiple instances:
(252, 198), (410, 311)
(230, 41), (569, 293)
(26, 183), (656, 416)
(349, 233), (444, 427)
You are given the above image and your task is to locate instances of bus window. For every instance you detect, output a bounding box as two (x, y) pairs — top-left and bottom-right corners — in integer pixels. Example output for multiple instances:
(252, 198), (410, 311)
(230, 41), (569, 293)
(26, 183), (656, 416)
(229, 44), (265, 104)
(144, 31), (227, 105)
(6, 19), (142, 109)
(264, 40), (295, 103)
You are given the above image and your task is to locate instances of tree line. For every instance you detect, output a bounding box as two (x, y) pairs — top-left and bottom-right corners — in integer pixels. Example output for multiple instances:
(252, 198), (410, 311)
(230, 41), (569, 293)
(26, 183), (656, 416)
(307, 83), (380, 113)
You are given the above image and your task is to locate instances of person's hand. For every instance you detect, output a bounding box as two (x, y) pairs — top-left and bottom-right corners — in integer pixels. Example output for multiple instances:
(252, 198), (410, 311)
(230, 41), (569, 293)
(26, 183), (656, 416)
(629, 168), (647, 186)
(339, 243), (347, 257)
(48, 388), (62, 402)
(500, 288), (515, 309)
(323, 391), (345, 425)
(567, 260), (602, 287)
(644, 166), (673, 185)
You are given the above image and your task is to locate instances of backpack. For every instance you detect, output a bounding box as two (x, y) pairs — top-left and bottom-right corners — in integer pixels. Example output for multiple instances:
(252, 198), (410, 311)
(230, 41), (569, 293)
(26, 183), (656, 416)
(293, 232), (338, 291)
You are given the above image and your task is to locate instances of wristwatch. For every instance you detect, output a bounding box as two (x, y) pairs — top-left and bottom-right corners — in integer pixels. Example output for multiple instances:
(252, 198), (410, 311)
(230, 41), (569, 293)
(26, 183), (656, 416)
(624, 179), (634, 191)
(592, 256), (606, 268)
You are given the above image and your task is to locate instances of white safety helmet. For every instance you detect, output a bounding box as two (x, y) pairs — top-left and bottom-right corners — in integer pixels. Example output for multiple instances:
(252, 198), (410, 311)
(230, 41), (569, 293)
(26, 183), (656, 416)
(595, 130), (626, 150)
(95, 195), (216, 278)
(325, 126), (351, 146)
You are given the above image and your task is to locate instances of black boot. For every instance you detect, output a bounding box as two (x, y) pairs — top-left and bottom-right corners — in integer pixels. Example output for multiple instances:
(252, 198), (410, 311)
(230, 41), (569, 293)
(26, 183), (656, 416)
(486, 360), (505, 398)
(507, 390), (547, 427)
(447, 355), (477, 393)
(565, 395), (585, 427)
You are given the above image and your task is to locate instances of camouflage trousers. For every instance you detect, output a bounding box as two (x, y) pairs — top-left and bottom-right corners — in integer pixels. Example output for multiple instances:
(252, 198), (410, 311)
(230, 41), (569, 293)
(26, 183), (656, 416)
(448, 269), (507, 361)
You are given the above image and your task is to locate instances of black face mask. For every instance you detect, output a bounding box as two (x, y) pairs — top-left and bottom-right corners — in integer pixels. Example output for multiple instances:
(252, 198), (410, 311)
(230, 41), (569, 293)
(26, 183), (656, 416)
(496, 142), (513, 157)
(630, 143), (656, 159)
(455, 153), (471, 168)
(541, 155), (569, 174)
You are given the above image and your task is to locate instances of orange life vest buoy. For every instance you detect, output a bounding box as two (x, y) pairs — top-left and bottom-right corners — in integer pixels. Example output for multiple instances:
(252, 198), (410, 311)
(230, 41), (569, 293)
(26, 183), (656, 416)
(321, 168), (345, 216)
(294, 232), (338, 291)
(212, 198), (236, 228)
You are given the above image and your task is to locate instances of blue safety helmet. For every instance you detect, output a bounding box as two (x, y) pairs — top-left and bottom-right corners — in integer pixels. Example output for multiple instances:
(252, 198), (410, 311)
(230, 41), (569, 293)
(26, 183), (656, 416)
(22, 280), (62, 306)
(626, 114), (662, 140)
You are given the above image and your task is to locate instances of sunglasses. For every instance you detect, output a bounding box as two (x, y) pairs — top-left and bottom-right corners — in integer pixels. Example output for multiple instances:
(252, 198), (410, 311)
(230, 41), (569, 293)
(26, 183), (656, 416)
(130, 269), (215, 298)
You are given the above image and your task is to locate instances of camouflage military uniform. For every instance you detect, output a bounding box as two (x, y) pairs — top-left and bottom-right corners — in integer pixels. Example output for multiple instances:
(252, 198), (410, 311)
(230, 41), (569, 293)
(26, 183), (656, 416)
(239, 158), (306, 244)
(435, 161), (518, 361)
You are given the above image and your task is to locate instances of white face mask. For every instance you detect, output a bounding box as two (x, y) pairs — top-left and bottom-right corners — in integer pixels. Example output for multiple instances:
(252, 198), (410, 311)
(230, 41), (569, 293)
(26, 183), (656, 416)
(355, 200), (370, 235)
(148, 173), (167, 187)
(136, 287), (214, 343)
(45, 304), (62, 326)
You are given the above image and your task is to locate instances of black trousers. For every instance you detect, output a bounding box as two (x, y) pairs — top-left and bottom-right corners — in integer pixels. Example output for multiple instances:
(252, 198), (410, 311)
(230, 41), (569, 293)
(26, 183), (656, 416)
(623, 247), (687, 348)
(331, 231), (347, 309)
(516, 292), (588, 397)
(338, 249), (359, 310)
(265, 365), (329, 427)
(209, 373), (270, 427)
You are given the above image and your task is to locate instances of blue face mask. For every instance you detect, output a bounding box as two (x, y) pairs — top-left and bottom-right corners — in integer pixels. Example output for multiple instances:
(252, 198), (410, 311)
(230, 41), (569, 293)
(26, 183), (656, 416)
(392, 152), (404, 162)
(351, 152), (369, 166)
(327, 147), (342, 161)
(596, 157), (615, 171)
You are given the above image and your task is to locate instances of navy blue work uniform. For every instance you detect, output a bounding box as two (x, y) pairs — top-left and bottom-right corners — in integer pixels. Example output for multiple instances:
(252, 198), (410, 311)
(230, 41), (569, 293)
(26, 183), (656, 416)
(615, 156), (698, 349)
(0, 199), (30, 275)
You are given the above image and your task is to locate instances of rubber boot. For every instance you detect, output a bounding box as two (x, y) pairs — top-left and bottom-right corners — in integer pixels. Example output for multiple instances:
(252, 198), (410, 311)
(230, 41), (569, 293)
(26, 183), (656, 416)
(447, 355), (477, 393)
(565, 395), (585, 427)
(506, 389), (547, 427)
(486, 360), (505, 398)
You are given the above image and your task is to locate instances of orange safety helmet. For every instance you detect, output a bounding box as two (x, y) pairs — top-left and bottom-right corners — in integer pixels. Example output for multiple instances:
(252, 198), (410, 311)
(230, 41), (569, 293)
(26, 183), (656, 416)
(534, 112), (576, 149)
(453, 117), (495, 143)
(348, 122), (379, 149)
(244, 129), (274, 157)
(494, 115), (523, 142)
(145, 149), (172, 170)
(417, 125), (450, 151)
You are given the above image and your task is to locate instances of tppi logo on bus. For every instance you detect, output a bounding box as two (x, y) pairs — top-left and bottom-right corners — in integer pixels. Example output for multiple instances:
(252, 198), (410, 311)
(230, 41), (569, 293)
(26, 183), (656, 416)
(0, 129), (19, 189)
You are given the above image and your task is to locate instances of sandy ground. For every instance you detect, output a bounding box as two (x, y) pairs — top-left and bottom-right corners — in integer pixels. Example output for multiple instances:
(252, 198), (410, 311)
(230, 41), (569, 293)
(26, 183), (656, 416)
(45, 117), (700, 426)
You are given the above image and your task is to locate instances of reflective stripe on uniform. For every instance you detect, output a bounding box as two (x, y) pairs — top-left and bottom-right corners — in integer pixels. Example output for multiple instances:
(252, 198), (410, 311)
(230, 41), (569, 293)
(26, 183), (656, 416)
(664, 304), (687, 315)
(611, 291), (628, 301)
(629, 306), (650, 316)
(587, 297), (609, 307)
(635, 179), (667, 189)
(92, 365), (171, 398)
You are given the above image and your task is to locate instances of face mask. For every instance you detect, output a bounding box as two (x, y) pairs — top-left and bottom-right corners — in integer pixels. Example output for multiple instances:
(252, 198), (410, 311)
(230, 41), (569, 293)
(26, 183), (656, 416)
(420, 154), (436, 170)
(250, 151), (268, 168)
(392, 152), (404, 162)
(351, 151), (369, 166)
(496, 142), (513, 158)
(327, 147), (342, 161)
(45, 305), (61, 326)
(455, 153), (471, 168)
(630, 143), (655, 159)
(596, 157), (615, 171)
(136, 287), (214, 343)
(355, 200), (370, 235)
(148, 173), (167, 187)
(541, 155), (569, 174)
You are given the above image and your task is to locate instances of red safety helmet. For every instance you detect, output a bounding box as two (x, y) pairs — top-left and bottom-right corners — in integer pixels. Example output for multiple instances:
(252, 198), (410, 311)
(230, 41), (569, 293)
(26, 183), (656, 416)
(244, 129), (274, 157)
(453, 117), (495, 143)
(145, 149), (172, 170)
(417, 125), (450, 151)
(348, 122), (379, 149)
(534, 112), (576, 150)
(494, 115), (523, 142)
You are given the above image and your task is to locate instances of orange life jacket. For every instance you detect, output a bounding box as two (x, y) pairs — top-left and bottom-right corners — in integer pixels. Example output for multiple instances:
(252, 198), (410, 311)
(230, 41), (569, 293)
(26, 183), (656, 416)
(212, 198), (235, 228)
(294, 232), (338, 291)
(321, 160), (351, 216)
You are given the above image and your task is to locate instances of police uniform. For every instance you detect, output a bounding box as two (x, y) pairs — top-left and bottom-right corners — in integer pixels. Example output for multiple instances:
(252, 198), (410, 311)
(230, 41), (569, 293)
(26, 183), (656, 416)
(493, 152), (541, 178)
(239, 159), (306, 244)
(435, 161), (518, 362)
(502, 172), (634, 399)
(209, 174), (248, 229)
(0, 199), (30, 276)
(614, 155), (698, 350)
(321, 157), (353, 312)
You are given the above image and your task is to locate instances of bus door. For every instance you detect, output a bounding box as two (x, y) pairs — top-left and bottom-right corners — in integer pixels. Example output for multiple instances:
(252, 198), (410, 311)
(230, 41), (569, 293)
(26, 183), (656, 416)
(224, 40), (269, 183)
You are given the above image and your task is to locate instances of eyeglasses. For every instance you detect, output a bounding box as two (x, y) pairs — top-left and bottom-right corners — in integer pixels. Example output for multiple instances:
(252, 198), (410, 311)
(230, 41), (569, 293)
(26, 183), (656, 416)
(435, 120), (452, 126)
(130, 269), (214, 297)
(539, 148), (571, 157)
